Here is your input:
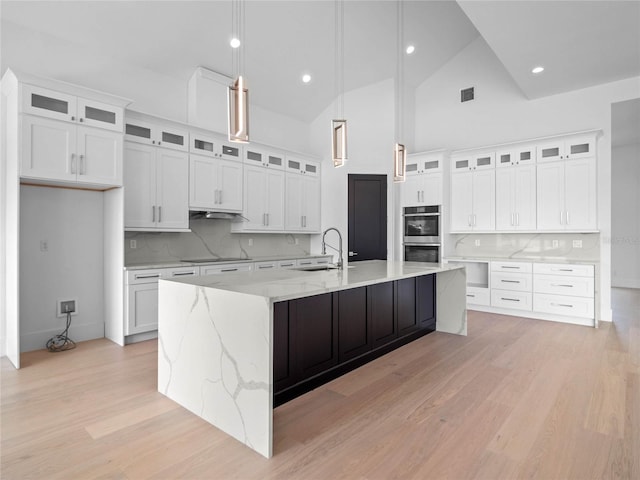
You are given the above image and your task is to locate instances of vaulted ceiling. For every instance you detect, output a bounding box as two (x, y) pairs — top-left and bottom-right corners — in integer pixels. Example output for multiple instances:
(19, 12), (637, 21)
(2, 1), (639, 123)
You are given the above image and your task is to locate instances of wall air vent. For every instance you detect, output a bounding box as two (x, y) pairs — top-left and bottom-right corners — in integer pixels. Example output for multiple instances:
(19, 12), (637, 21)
(460, 87), (474, 102)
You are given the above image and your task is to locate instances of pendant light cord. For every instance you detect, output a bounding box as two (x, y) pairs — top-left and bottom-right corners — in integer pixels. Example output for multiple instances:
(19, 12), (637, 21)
(334, 0), (344, 120)
(396, 0), (404, 143)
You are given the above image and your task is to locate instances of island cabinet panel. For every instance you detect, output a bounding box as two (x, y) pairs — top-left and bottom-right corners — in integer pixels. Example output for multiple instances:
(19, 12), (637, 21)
(417, 275), (436, 330)
(396, 278), (419, 336)
(337, 287), (371, 362)
(273, 301), (295, 392)
(290, 293), (338, 380)
(370, 282), (396, 348)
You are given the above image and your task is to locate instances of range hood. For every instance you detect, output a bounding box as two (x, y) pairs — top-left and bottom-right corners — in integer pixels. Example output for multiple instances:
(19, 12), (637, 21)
(189, 211), (247, 221)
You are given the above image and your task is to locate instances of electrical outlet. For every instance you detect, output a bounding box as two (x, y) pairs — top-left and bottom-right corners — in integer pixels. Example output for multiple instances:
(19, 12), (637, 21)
(40, 240), (48, 252)
(130, 239), (137, 249)
(552, 240), (559, 248)
(248, 238), (253, 247)
(573, 239), (583, 248)
(474, 239), (481, 247)
(58, 299), (77, 317)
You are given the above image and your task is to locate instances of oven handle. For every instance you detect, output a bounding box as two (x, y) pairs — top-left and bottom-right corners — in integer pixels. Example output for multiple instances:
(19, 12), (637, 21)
(404, 243), (441, 247)
(403, 213), (440, 217)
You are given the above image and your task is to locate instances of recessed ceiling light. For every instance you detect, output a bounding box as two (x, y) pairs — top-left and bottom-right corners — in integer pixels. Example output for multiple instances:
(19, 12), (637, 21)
(230, 37), (241, 49)
(302, 74), (311, 84)
(531, 66), (545, 74)
(406, 45), (415, 55)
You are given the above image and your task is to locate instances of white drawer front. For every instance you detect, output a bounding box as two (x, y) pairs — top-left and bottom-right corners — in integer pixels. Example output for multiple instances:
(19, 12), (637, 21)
(277, 260), (297, 269)
(199, 263), (253, 275)
(533, 274), (594, 298)
(491, 272), (533, 292)
(165, 267), (199, 279)
(533, 263), (594, 277)
(254, 261), (278, 271)
(534, 293), (594, 318)
(127, 269), (163, 284)
(491, 261), (532, 273)
(491, 290), (533, 311)
(466, 286), (490, 306)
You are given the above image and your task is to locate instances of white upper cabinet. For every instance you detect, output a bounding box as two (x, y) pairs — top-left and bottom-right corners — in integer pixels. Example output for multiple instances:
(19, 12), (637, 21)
(496, 144), (535, 168)
(22, 84), (124, 132)
(125, 118), (188, 152)
(284, 154), (321, 232)
(537, 157), (597, 231)
(124, 141), (189, 231)
(495, 164), (536, 231)
(451, 151), (495, 172)
(189, 132), (243, 162)
(402, 152), (444, 207)
(244, 145), (285, 170)
(232, 164), (285, 232)
(21, 115), (122, 187)
(536, 134), (596, 163)
(189, 153), (242, 212)
(450, 169), (495, 232)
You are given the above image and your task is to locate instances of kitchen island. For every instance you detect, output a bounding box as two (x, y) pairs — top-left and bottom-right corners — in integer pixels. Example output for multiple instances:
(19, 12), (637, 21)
(157, 260), (466, 458)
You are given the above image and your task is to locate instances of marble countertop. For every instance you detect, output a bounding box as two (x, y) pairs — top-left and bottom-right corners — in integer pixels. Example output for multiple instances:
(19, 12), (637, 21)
(125, 254), (331, 271)
(444, 255), (599, 265)
(161, 260), (464, 302)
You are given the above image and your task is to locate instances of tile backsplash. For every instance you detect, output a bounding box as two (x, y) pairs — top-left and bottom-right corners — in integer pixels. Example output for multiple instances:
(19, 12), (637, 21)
(447, 232), (600, 262)
(124, 218), (311, 265)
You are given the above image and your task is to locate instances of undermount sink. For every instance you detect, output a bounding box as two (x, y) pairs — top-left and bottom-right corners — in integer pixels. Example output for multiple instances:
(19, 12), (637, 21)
(292, 264), (340, 271)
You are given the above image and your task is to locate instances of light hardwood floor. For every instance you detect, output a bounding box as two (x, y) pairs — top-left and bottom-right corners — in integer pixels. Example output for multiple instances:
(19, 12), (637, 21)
(2, 288), (638, 479)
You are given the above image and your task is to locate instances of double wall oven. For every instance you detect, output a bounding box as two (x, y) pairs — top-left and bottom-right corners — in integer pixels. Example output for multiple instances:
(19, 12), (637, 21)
(403, 205), (441, 263)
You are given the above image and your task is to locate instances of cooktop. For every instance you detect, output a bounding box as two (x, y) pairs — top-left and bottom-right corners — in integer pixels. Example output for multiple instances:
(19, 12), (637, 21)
(181, 258), (249, 263)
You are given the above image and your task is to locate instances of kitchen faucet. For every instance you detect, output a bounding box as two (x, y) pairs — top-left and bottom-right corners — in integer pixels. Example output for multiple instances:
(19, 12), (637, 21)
(321, 227), (344, 270)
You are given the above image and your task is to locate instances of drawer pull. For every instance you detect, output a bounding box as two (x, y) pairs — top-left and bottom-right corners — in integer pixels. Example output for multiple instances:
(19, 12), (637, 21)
(173, 271), (195, 276)
(281, 263), (294, 267)
(258, 265), (274, 269)
(551, 283), (573, 287)
(501, 297), (520, 302)
(551, 302), (573, 308)
(501, 280), (520, 283)
(221, 268), (238, 272)
(467, 294), (475, 298)
(556, 268), (573, 272)
(135, 274), (161, 279)
(501, 266), (520, 269)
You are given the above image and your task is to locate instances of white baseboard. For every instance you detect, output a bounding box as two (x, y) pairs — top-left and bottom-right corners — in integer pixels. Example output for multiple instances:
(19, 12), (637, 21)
(612, 277), (640, 289)
(21, 322), (104, 353)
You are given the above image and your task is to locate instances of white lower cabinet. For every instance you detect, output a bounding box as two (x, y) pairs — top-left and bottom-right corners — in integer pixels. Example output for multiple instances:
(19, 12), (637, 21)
(450, 258), (596, 326)
(125, 266), (199, 335)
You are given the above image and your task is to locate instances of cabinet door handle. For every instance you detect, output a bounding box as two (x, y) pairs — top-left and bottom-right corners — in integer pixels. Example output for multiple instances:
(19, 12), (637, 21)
(135, 273), (161, 279)
(301, 216), (304, 227)
(468, 215), (472, 226)
(70, 153), (76, 174)
(219, 190), (223, 204)
(80, 154), (85, 175)
(79, 117), (84, 123)
(152, 206), (156, 222)
(71, 116), (76, 121)
(267, 213), (270, 226)
(473, 214), (477, 226)
(158, 206), (162, 223)
(566, 211), (570, 225)
(560, 211), (564, 225)
(516, 213), (519, 226)
(511, 213), (514, 226)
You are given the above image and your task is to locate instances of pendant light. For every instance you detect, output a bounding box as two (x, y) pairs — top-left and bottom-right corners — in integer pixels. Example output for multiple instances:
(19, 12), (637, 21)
(393, 0), (406, 182)
(228, 0), (249, 143)
(331, 0), (347, 167)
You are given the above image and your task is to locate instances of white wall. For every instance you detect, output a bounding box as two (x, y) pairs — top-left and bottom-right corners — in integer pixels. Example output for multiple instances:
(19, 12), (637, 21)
(414, 36), (640, 321)
(19, 186), (105, 351)
(309, 79), (397, 258)
(611, 142), (640, 288)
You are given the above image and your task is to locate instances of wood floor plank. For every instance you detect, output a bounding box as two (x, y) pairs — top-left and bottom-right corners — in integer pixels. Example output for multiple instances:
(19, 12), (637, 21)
(2, 288), (638, 479)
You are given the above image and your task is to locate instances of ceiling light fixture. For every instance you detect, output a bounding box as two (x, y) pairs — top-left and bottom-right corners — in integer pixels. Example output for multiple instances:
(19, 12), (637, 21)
(230, 37), (241, 49)
(228, 0), (249, 143)
(393, 1), (406, 182)
(302, 73), (311, 83)
(331, 0), (347, 168)
(532, 66), (545, 74)
(406, 45), (415, 55)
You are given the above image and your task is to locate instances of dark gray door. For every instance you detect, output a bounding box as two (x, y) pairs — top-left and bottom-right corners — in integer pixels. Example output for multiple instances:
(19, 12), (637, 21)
(348, 174), (387, 261)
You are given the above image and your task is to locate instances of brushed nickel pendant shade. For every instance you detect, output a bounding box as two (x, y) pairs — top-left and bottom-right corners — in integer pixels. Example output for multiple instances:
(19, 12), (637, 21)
(228, 0), (249, 143)
(393, 143), (406, 182)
